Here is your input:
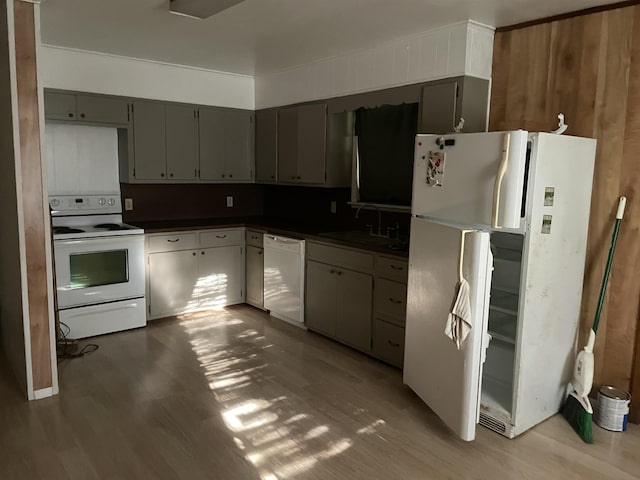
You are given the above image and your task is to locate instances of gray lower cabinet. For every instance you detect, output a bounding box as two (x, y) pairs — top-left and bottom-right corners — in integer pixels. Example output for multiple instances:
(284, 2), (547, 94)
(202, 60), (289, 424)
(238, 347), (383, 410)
(306, 261), (339, 336)
(246, 245), (264, 308)
(148, 249), (199, 317)
(199, 108), (254, 182)
(166, 104), (198, 181)
(306, 259), (373, 352)
(372, 319), (405, 367)
(133, 101), (166, 180)
(255, 109), (278, 182)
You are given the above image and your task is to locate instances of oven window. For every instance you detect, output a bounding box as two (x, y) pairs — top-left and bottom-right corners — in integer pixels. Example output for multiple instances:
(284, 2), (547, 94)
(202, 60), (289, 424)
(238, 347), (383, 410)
(69, 250), (129, 288)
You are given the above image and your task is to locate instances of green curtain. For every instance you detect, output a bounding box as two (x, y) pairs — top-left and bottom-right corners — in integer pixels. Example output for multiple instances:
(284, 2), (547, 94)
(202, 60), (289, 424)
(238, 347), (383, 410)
(355, 103), (418, 206)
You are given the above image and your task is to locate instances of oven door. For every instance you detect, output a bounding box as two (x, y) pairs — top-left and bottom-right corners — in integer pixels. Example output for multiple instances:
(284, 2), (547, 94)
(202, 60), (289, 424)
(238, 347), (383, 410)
(54, 235), (145, 309)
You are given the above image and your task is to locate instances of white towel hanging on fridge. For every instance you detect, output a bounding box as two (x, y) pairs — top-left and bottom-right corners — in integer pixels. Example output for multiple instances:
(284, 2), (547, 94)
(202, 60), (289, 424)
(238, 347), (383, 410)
(445, 231), (472, 349)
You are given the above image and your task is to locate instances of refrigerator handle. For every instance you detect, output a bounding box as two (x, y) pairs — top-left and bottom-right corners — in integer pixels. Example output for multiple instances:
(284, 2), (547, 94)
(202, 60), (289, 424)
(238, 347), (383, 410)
(491, 133), (512, 229)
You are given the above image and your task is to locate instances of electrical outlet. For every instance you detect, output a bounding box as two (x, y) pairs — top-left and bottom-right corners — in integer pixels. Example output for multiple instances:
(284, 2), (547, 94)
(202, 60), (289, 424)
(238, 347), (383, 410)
(330, 201), (337, 214)
(226, 196), (234, 208)
(124, 198), (134, 211)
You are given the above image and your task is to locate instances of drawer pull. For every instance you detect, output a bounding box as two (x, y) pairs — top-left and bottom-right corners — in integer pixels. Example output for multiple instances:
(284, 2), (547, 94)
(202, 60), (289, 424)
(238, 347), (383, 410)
(330, 269), (335, 274)
(388, 297), (402, 304)
(336, 271), (343, 276)
(216, 235), (227, 239)
(390, 265), (404, 271)
(258, 250), (263, 255)
(387, 340), (401, 347)
(167, 239), (180, 243)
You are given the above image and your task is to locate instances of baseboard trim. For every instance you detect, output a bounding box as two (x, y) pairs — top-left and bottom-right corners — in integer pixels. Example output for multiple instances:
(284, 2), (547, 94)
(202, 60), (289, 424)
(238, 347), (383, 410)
(33, 386), (55, 400)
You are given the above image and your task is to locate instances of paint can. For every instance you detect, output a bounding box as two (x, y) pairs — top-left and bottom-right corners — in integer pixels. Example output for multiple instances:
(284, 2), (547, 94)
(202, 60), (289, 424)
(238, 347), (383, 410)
(594, 386), (631, 432)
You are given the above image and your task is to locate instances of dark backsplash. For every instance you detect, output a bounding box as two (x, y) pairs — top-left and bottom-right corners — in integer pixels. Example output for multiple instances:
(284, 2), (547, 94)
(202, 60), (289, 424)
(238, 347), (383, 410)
(121, 183), (264, 223)
(121, 183), (411, 236)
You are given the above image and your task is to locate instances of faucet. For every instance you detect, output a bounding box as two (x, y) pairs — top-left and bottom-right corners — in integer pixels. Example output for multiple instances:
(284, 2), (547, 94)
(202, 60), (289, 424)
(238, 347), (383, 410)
(355, 203), (385, 238)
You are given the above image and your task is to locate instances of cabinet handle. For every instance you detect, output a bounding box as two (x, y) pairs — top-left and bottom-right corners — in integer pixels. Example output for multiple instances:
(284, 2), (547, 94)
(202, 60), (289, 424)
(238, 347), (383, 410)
(80, 113), (86, 118)
(336, 271), (343, 276)
(258, 250), (263, 255)
(167, 239), (180, 243)
(192, 252), (196, 256)
(388, 297), (402, 304)
(201, 251), (205, 255)
(297, 176), (302, 180)
(160, 172), (165, 177)
(390, 265), (404, 271)
(169, 173), (174, 178)
(229, 174), (233, 178)
(194, 169), (198, 177)
(68, 113), (74, 118)
(221, 174), (226, 178)
(216, 235), (227, 239)
(387, 339), (401, 347)
(271, 175), (275, 179)
(291, 176), (295, 180)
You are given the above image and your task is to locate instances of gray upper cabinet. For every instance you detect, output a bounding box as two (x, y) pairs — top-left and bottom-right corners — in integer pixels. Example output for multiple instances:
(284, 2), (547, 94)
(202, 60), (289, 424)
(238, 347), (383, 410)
(166, 104), (198, 181)
(297, 103), (326, 184)
(199, 108), (253, 182)
(255, 109), (278, 183)
(76, 95), (129, 125)
(277, 107), (299, 182)
(44, 92), (77, 121)
(419, 77), (489, 134)
(44, 91), (129, 125)
(420, 81), (458, 134)
(132, 101), (166, 181)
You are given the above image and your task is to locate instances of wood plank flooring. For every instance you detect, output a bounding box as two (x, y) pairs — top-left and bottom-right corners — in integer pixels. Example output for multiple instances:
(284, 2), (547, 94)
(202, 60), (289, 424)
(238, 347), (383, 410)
(1, 305), (639, 479)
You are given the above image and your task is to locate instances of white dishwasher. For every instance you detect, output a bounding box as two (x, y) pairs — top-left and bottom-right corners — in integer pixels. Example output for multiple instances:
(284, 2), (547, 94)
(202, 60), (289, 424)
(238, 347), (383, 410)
(263, 235), (305, 328)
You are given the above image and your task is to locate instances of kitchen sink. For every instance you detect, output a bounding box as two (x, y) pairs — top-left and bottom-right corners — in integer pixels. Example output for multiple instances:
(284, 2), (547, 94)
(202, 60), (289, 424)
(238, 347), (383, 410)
(317, 230), (408, 252)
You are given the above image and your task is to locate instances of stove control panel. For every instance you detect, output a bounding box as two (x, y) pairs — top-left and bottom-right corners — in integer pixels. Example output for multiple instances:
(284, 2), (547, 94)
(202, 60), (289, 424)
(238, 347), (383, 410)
(49, 194), (122, 216)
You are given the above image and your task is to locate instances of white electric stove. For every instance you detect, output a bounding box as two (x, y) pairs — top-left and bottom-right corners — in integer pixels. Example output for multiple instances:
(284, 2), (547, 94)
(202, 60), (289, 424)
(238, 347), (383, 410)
(50, 194), (146, 339)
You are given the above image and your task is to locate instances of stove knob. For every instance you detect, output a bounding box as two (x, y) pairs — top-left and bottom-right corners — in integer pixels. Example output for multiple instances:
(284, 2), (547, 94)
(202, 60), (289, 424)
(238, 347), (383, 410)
(98, 198), (106, 206)
(51, 199), (60, 207)
(108, 198), (116, 206)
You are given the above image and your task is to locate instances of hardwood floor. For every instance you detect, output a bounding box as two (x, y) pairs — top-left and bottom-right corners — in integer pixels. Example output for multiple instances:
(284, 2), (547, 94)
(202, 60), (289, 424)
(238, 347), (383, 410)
(1, 305), (638, 479)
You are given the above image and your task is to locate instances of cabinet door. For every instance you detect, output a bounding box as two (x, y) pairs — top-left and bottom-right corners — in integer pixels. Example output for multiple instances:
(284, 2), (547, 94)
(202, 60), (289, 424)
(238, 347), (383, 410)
(297, 103), (327, 184)
(305, 260), (337, 336)
(419, 81), (458, 134)
(133, 101), (167, 180)
(44, 92), (77, 121)
(198, 246), (244, 308)
(336, 269), (372, 351)
(246, 245), (264, 308)
(277, 107), (299, 182)
(166, 104), (199, 181)
(256, 110), (278, 182)
(224, 110), (253, 181)
(148, 250), (198, 317)
(198, 108), (225, 181)
(76, 95), (129, 125)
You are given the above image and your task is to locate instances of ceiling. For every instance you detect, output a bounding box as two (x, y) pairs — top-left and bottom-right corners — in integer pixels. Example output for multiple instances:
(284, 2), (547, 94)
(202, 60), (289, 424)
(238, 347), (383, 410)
(40, 0), (619, 75)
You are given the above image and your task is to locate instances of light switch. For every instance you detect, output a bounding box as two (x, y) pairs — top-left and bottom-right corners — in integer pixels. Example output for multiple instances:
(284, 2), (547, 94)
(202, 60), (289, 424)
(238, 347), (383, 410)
(124, 198), (134, 211)
(226, 196), (234, 208)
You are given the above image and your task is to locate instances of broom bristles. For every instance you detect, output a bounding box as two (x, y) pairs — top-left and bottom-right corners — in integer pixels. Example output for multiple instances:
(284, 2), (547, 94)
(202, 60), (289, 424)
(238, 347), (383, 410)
(562, 393), (593, 444)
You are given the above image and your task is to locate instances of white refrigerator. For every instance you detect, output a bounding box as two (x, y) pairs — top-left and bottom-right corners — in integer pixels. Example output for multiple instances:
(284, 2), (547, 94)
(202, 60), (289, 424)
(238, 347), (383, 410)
(404, 130), (596, 441)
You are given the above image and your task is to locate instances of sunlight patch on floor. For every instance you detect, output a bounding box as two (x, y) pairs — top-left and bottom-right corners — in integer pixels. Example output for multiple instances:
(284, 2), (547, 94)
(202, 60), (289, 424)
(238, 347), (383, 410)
(181, 308), (388, 479)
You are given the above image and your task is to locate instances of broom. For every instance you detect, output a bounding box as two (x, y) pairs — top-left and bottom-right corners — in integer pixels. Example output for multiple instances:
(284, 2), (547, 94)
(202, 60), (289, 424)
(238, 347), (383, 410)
(562, 196), (626, 443)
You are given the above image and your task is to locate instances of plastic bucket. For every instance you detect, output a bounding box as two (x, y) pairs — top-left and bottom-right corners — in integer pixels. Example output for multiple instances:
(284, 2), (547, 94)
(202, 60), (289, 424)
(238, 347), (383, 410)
(594, 386), (631, 432)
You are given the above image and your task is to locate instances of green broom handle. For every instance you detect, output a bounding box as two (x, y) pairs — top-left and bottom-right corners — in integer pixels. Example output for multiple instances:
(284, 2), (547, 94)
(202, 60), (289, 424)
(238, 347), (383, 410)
(593, 196), (626, 333)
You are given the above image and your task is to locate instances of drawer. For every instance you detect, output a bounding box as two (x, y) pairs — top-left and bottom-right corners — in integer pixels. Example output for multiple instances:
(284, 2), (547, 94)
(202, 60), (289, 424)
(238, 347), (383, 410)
(199, 228), (244, 248)
(373, 319), (405, 368)
(374, 278), (407, 326)
(147, 232), (197, 253)
(376, 256), (408, 283)
(246, 229), (264, 248)
(307, 241), (374, 273)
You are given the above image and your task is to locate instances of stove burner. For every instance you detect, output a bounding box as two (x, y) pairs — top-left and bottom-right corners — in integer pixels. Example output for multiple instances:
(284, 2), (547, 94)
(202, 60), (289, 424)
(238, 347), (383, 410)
(54, 226), (85, 234)
(94, 223), (131, 231)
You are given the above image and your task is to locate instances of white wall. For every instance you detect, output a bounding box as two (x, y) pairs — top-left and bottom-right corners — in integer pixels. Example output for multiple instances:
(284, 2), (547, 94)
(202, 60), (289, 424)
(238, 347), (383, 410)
(255, 21), (494, 109)
(40, 45), (255, 110)
(0, 0), (32, 397)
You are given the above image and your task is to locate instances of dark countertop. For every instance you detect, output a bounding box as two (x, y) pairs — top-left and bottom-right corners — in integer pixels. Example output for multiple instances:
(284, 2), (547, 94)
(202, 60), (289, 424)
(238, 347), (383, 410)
(131, 216), (409, 258)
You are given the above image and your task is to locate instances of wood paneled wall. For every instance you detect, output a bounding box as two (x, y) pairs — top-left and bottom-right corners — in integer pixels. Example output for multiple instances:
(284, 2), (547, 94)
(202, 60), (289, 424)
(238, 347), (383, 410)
(490, 5), (640, 421)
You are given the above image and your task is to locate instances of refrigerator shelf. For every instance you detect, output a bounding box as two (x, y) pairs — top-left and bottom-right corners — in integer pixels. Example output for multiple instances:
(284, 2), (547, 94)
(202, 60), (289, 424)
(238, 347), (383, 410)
(490, 288), (519, 311)
(488, 309), (517, 344)
(489, 304), (517, 317)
